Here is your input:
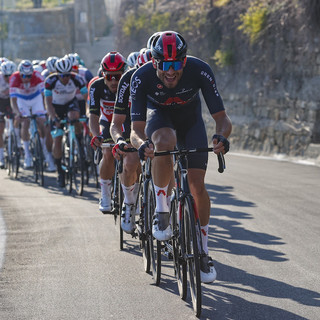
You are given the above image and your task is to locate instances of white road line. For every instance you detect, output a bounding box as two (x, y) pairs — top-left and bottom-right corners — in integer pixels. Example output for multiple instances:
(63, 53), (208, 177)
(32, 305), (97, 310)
(0, 209), (7, 271)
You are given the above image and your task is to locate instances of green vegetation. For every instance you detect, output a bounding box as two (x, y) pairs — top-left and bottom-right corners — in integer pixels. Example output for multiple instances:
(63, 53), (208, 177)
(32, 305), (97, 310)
(214, 0), (230, 7)
(212, 49), (233, 68)
(122, 11), (170, 38)
(177, 10), (207, 34)
(238, 2), (268, 44)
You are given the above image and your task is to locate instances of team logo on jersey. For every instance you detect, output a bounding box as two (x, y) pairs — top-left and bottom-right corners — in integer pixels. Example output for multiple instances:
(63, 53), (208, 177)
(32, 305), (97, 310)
(157, 84), (163, 89)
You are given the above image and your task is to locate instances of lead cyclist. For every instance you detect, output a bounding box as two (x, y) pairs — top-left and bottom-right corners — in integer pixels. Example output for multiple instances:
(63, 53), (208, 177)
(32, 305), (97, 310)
(130, 31), (232, 283)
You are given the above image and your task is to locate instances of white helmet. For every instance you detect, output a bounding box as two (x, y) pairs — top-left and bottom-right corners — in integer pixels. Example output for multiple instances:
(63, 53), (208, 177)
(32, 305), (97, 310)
(18, 60), (34, 76)
(46, 56), (58, 73)
(126, 51), (139, 68)
(55, 57), (72, 73)
(1, 60), (17, 76)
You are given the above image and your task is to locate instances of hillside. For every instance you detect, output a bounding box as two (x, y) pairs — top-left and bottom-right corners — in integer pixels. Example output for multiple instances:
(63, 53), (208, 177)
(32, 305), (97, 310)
(115, 0), (320, 162)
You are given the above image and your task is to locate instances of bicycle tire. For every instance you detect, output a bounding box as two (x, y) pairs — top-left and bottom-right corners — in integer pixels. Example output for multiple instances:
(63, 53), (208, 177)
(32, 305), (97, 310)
(136, 178), (151, 273)
(184, 196), (202, 317)
(171, 188), (187, 300)
(147, 181), (161, 285)
(5, 133), (12, 176)
(61, 138), (69, 189)
(118, 172), (124, 250)
(72, 137), (84, 196)
(10, 131), (20, 179)
(33, 132), (44, 186)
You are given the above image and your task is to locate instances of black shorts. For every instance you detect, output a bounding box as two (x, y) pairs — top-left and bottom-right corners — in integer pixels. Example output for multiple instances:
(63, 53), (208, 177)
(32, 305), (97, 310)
(99, 119), (113, 143)
(145, 105), (208, 170)
(53, 98), (80, 120)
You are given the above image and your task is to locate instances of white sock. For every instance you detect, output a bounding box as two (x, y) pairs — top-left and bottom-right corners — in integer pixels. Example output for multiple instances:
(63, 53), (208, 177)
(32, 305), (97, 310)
(23, 140), (31, 158)
(100, 179), (111, 198)
(122, 183), (136, 204)
(201, 224), (209, 254)
(154, 184), (169, 212)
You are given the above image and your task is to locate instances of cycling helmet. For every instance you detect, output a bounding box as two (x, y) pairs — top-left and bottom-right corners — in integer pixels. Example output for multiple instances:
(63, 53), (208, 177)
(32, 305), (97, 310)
(55, 57), (72, 73)
(136, 48), (152, 67)
(66, 53), (79, 68)
(18, 60), (34, 76)
(0, 57), (9, 64)
(1, 60), (17, 75)
(46, 56), (58, 73)
(33, 64), (43, 73)
(146, 31), (161, 49)
(39, 60), (46, 69)
(151, 31), (187, 61)
(100, 51), (126, 72)
(126, 51), (139, 68)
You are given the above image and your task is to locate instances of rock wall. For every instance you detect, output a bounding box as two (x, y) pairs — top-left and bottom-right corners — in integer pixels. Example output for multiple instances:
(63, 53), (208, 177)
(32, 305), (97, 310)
(115, 1), (320, 161)
(3, 6), (75, 60)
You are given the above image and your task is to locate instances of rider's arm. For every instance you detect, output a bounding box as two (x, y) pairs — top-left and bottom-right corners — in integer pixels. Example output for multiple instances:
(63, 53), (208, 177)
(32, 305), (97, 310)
(10, 97), (20, 116)
(44, 95), (57, 120)
(211, 110), (232, 154)
(89, 113), (100, 137)
(110, 113), (126, 143)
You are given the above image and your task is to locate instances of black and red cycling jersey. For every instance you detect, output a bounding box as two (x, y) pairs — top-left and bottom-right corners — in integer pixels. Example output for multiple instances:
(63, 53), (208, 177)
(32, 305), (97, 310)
(130, 56), (224, 121)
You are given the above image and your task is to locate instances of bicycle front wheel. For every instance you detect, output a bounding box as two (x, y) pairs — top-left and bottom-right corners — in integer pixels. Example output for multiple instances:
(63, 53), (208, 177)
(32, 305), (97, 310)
(184, 196), (202, 317)
(171, 188), (187, 300)
(71, 138), (84, 196)
(10, 131), (20, 179)
(32, 132), (44, 186)
(147, 181), (161, 285)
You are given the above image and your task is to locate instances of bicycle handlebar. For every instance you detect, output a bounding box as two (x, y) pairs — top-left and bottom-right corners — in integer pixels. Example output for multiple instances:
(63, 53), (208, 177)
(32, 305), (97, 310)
(154, 147), (225, 173)
(101, 143), (137, 152)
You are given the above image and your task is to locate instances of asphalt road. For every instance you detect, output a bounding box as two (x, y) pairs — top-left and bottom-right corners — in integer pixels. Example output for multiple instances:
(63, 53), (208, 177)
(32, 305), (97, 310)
(0, 153), (319, 320)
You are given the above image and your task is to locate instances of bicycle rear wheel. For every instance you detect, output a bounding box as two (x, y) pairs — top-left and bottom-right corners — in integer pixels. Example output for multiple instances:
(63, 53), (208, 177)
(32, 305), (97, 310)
(136, 178), (150, 273)
(118, 172), (124, 251)
(10, 131), (20, 179)
(71, 137), (84, 196)
(147, 181), (161, 285)
(32, 132), (44, 186)
(171, 188), (187, 300)
(184, 196), (202, 317)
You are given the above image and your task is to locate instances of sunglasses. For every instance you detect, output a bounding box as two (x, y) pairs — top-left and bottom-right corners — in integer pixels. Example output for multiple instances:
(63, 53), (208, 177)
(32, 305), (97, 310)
(4, 74), (11, 78)
(21, 74), (32, 79)
(103, 73), (122, 81)
(156, 60), (184, 71)
(59, 73), (71, 78)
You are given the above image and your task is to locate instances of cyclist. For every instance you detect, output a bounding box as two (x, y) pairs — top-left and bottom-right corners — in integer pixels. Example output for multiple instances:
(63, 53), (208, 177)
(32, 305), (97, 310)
(66, 53), (93, 117)
(130, 31), (232, 283)
(110, 48), (152, 233)
(9, 60), (48, 169)
(89, 51), (126, 213)
(0, 60), (16, 168)
(41, 56), (59, 79)
(126, 51), (139, 69)
(44, 56), (88, 187)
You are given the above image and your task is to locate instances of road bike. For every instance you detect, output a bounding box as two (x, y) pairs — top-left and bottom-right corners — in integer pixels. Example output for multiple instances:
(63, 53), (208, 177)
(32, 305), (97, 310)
(83, 120), (99, 188)
(23, 112), (47, 186)
(100, 143), (137, 250)
(135, 157), (161, 284)
(52, 118), (86, 195)
(155, 148), (225, 317)
(4, 116), (20, 179)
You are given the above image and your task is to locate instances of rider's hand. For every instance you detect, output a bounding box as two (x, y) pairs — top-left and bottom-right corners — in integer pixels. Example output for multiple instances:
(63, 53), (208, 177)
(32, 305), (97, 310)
(53, 117), (60, 128)
(138, 139), (154, 161)
(90, 135), (103, 150)
(112, 137), (128, 159)
(212, 134), (230, 154)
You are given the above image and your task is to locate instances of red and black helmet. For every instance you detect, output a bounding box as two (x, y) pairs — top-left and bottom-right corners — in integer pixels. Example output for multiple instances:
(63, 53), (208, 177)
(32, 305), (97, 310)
(151, 31), (187, 61)
(100, 51), (126, 72)
(136, 48), (152, 67)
